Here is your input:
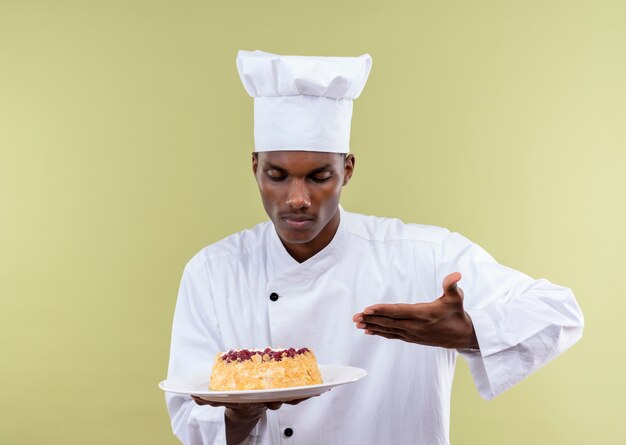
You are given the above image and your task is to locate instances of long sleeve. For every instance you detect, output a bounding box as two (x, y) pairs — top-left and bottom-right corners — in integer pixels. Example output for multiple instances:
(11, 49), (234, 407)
(435, 232), (584, 400)
(166, 261), (228, 444)
(166, 255), (274, 444)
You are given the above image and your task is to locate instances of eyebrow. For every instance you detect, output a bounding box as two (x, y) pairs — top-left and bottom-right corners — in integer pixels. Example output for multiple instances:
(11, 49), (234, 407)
(266, 163), (335, 175)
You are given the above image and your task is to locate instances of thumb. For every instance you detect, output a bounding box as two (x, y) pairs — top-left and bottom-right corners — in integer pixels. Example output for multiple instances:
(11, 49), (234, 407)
(441, 272), (464, 302)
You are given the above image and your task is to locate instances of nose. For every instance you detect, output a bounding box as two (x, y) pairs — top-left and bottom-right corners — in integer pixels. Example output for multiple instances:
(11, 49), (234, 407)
(286, 180), (311, 209)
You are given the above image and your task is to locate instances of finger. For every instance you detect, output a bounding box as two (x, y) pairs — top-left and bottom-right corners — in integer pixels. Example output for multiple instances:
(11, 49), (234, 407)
(364, 323), (411, 337)
(366, 328), (449, 347)
(284, 396), (316, 405)
(442, 272), (463, 301)
(358, 314), (417, 331)
(365, 329), (407, 341)
(361, 303), (423, 319)
(204, 401), (227, 407)
(352, 312), (364, 322)
(265, 402), (283, 410)
(191, 395), (215, 406)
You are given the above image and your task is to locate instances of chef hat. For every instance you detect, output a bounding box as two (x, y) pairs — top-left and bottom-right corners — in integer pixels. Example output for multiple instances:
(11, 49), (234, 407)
(236, 50), (372, 153)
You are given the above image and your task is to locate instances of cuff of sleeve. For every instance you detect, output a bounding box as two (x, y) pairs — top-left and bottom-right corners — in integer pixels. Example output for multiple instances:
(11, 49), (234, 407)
(465, 306), (502, 358)
(458, 307), (507, 400)
(240, 413), (269, 444)
(187, 404), (228, 444)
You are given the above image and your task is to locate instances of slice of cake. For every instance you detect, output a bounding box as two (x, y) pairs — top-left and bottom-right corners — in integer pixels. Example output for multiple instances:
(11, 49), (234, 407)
(209, 347), (323, 390)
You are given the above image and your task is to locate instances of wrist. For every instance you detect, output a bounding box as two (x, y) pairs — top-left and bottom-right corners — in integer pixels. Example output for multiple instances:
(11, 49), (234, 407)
(225, 406), (266, 424)
(224, 406), (266, 445)
(465, 313), (480, 349)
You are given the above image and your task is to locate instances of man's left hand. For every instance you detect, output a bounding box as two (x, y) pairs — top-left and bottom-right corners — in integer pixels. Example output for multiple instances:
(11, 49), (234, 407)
(353, 272), (479, 349)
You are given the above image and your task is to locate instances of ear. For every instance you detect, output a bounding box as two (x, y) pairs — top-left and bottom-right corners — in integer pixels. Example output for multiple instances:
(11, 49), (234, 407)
(252, 152), (258, 176)
(342, 154), (355, 186)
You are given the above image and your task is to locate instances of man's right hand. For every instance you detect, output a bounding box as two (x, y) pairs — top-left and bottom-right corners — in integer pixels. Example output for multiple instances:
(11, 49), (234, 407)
(191, 396), (312, 445)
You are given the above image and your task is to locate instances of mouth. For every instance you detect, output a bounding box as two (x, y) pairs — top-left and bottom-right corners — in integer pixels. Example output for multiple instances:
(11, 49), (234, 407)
(281, 214), (315, 230)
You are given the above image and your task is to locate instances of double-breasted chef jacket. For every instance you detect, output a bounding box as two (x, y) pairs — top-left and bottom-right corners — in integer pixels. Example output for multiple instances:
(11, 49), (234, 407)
(166, 207), (584, 444)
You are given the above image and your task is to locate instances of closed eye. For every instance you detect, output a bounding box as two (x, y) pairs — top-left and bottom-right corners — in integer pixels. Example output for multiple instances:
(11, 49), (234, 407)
(310, 173), (332, 183)
(266, 169), (287, 182)
(268, 174), (287, 182)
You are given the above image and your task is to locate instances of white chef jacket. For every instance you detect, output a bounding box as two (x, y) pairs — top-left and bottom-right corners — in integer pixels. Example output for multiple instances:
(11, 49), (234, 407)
(165, 207), (583, 445)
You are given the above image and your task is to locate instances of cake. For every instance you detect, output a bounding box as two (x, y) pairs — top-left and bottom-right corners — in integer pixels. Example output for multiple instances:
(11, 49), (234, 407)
(209, 347), (323, 390)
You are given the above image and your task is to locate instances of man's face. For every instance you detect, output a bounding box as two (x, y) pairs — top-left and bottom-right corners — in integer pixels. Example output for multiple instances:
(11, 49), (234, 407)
(253, 151), (354, 256)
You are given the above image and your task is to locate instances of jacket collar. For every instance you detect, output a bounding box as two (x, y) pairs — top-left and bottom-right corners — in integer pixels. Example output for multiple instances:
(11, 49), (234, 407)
(267, 205), (348, 281)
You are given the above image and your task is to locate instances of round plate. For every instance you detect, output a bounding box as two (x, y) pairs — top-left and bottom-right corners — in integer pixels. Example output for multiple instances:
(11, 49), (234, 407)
(158, 364), (367, 403)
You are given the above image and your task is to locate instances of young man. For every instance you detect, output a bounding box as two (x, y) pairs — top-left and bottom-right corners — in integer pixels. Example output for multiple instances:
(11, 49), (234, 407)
(165, 50), (584, 445)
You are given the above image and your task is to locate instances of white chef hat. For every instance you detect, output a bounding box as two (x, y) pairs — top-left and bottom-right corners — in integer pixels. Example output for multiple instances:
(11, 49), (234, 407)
(236, 50), (372, 153)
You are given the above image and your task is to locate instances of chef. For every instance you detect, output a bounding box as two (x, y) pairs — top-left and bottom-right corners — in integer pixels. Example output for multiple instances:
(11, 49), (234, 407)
(165, 50), (584, 445)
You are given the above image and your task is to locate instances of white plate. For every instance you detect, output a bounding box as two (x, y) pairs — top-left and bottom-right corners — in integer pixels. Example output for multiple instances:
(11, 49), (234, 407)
(159, 364), (367, 403)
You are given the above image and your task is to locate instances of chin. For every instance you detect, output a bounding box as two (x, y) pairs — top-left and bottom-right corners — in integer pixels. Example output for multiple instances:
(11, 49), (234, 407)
(278, 231), (316, 245)
(275, 226), (318, 244)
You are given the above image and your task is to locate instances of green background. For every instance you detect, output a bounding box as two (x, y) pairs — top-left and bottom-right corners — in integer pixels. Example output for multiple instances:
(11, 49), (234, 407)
(1, 1), (624, 444)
